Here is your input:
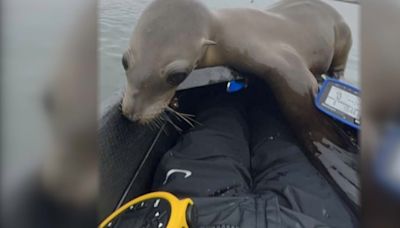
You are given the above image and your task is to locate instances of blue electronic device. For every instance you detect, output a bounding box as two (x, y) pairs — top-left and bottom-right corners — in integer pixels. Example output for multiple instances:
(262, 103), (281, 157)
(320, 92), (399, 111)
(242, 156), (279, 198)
(315, 78), (361, 130)
(226, 79), (247, 93)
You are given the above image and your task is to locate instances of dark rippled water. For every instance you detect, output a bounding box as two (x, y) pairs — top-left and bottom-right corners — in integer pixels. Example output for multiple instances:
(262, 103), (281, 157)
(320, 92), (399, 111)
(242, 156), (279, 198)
(99, 0), (359, 101)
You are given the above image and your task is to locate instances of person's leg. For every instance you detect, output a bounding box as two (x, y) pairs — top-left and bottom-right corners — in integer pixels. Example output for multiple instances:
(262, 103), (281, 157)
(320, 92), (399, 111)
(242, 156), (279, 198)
(248, 98), (357, 227)
(152, 92), (252, 198)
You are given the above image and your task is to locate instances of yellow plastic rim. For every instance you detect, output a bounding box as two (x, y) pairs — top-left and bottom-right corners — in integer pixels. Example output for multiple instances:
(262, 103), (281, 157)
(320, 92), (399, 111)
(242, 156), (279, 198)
(99, 191), (193, 228)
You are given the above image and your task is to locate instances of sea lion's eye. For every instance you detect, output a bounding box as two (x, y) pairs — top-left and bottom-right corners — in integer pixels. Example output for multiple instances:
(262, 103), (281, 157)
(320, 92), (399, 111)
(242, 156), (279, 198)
(122, 55), (129, 71)
(166, 72), (188, 86)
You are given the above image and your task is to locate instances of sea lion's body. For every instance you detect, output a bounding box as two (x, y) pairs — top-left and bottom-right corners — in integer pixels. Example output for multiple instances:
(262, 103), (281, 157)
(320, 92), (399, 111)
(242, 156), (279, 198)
(121, 0), (355, 152)
(207, 0), (351, 77)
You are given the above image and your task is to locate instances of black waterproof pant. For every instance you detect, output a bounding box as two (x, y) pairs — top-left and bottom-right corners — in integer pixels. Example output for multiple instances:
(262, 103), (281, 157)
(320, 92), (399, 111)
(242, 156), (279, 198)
(152, 93), (356, 228)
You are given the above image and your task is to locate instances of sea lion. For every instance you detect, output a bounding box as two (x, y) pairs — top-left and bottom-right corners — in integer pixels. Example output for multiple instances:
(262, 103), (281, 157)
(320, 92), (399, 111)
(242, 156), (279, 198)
(121, 0), (354, 152)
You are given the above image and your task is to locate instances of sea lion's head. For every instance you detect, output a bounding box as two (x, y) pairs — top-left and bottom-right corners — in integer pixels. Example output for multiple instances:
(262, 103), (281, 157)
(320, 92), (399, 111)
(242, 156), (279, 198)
(121, 0), (216, 123)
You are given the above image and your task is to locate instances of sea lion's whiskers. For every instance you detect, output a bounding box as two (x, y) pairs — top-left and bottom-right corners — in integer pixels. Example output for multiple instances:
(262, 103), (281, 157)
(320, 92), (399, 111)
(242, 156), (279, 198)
(174, 112), (195, 127)
(155, 117), (164, 129)
(142, 115), (158, 131)
(179, 113), (202, 126)
(144, 121), (152, 130)
(166, 107), (197, 127)
(166, 107), (201, 127)
(167, 118), (182, 132)
(165, 107), (182, 123)
(153, 118), (159, 128)
(180, 113), (196, 118)
(161, 125), (168, 135)
(154, 117), (163, 129)
(149, 123), (155, 131)
(152, 120), (159, 129)
(147, 120), (156, 131)
(156, 115), (169, 135)
(176, 112), (196, 127)
(175, 111), (202, 125)
(166, 107), (190, 126)
(163, 113), (183, 132)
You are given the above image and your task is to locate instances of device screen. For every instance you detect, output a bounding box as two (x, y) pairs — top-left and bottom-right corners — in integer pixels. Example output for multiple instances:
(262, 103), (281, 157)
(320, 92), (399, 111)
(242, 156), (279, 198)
(324, 85), (360, 120)
(316, 79), (361, 129)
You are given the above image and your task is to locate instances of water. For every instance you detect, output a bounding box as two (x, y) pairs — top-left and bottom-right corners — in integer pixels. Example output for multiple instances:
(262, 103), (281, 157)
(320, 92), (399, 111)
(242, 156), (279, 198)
(99, 0), (359, 101)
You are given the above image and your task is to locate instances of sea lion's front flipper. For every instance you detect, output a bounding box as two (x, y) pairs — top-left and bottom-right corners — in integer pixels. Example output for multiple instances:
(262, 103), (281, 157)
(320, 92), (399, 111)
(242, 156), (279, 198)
(259, 51), (357, 155)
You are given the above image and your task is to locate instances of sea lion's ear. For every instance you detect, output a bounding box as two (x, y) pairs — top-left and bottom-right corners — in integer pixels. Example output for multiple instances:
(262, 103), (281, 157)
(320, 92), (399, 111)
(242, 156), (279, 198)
(196, 39), (217, 68)
(202, 38), (217, 46)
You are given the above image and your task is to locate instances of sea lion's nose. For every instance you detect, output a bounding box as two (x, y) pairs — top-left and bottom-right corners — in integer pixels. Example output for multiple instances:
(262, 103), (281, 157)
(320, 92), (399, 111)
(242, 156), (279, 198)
(122, 85), (138, 108)
(121, 94), (136, 118)
(122, 105), (142, 122)
(122, 92), (148, 122)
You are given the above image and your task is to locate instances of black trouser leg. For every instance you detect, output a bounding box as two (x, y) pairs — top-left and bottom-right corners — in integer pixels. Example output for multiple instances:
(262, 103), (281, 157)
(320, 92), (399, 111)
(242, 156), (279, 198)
(248, 103), (356, 227)
(152, 93), (252, 198)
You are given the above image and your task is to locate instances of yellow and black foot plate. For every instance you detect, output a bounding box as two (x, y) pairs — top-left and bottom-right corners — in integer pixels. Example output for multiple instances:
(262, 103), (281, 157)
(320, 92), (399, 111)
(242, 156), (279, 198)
(100, 192), (195, 228)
